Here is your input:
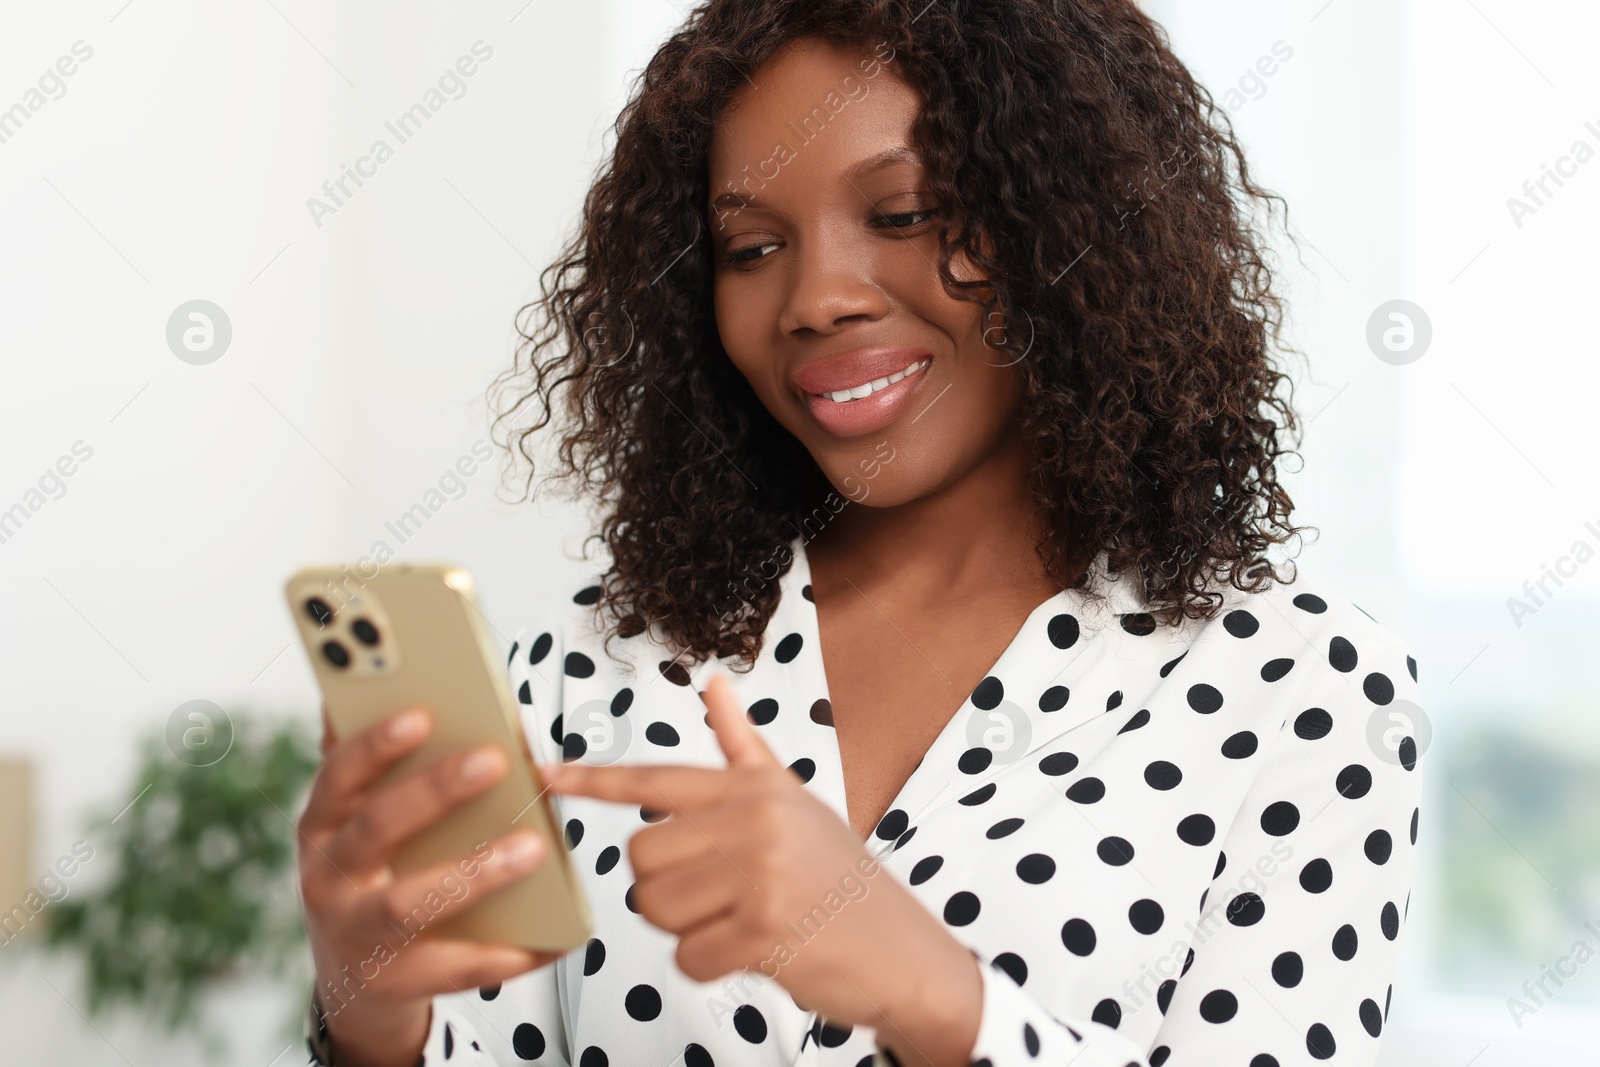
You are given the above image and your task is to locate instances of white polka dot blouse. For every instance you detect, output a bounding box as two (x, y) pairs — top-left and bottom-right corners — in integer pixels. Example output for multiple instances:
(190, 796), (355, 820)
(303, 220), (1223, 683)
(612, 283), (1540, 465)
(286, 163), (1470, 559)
(305, 535), (1423, 1067)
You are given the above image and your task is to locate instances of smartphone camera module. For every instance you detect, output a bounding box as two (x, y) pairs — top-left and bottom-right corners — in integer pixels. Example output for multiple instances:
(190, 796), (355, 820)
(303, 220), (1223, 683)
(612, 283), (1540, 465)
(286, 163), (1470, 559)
(321, 640), (351, 669)
(351, 618), (380, 646)
(305, 596), (334, 627)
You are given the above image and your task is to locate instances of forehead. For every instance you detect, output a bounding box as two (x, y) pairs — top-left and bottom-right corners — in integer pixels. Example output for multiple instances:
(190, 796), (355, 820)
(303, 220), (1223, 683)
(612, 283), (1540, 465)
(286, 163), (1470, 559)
(706, 36), (922, 203)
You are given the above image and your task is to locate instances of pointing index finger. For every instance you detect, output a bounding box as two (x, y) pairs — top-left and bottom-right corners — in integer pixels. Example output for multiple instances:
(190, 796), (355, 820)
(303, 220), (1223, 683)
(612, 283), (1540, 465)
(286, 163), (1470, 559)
(543, 761), (726, 812)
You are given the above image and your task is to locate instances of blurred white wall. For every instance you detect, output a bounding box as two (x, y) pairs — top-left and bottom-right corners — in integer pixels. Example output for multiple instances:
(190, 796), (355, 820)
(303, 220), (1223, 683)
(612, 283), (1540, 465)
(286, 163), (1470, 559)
(2, 1), (1597, 1064)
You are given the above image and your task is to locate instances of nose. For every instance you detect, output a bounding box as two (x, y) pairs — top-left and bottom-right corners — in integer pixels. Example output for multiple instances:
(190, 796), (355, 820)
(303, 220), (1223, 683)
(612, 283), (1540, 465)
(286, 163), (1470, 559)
(776, 228), (891, 336)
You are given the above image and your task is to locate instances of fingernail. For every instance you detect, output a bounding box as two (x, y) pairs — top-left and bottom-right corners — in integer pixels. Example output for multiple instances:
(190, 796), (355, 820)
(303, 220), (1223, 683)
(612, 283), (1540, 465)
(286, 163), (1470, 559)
(502, 832), (542, 868)
(460, 747), (504, 782)
(387, 709), (427, 742)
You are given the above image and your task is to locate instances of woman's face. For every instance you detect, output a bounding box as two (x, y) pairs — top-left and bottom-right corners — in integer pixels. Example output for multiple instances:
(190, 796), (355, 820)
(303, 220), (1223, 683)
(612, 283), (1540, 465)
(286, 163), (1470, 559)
(707, 35), (1023, 509)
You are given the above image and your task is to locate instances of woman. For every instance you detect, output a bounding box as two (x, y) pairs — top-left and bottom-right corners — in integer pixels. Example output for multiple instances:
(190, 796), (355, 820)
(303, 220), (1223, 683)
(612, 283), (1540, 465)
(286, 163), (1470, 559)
(297, 2), (1423, 1066)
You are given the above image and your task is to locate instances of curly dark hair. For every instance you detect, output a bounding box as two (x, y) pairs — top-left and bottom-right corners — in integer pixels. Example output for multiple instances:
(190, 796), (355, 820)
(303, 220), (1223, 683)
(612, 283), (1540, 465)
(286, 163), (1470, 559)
(489, 0), (1307, 668)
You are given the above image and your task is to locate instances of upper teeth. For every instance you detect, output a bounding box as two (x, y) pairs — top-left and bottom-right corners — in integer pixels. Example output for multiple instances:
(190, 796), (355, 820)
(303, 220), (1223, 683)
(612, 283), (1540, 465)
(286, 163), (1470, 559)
(822, 359), (930, 403)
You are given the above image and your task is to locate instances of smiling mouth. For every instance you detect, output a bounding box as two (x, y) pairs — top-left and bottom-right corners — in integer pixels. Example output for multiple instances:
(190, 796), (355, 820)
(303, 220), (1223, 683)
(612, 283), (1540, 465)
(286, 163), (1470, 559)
(809, 358), (931, 403)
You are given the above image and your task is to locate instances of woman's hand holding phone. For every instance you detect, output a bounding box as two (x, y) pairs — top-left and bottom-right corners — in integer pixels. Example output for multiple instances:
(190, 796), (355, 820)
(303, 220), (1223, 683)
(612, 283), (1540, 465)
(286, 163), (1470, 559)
(296, 705), (563, 1067)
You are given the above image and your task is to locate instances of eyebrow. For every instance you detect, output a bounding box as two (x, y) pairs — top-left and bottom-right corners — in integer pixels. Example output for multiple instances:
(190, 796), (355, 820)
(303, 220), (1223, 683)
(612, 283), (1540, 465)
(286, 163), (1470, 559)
(708, 144), (924, 213)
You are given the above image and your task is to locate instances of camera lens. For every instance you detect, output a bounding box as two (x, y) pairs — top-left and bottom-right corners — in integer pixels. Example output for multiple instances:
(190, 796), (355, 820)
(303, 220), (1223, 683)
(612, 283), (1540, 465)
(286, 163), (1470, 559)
(321, 640), (350, 668)
(351, 618), (380, 646)
(305, 597), (334, 627)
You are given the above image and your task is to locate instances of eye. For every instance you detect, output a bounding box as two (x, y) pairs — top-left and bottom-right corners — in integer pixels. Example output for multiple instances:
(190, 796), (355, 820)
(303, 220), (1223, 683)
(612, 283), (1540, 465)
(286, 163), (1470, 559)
(873, 207), (940, 229)
(723, 240), (780, 268)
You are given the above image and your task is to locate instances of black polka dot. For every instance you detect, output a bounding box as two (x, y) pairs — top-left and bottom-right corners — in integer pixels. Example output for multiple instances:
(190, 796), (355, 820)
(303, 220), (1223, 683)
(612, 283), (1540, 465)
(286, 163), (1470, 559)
(584, 937), (606, 976)
(1261, 801), (1300, 836)
(1118, 708), (1150, 732)
(1214, 852), (1227, 878)
(635, 722), (681, 755)
(578, 1048), (607, 1067)
(800, 583), (813, 602)
(788, 757), (815, 783)
(1250, 1056), (1280, 1067)
(1023, 1022), (1039, 1055)
(562, 731), (587, 760)
(611, 688), (633, 715)
(1144, 760), (1182, 789)
(1360, 998), (1383, 1037)
(1329, 637), (1358, 672)
(518, 680), (533, 705)
(595, 845), (620, 875)
(1300, 858), (1333, 893)
(479, 983), (500, 1001)
(512, 1023), (546, 1059)
(910, 855), (944, 885)
(1048, 614), (1081, 649)
(1157, 979), (1177, 1015)
(875, 809), (910, 841)
(1122, 613), (1156, 636)
(943, 891), (981, 926)
(573, 585), (601, 605)
(1381, 901), (1400, 940)
(1399, 736), (1418, 771)
(1365, 829), (1393, 864)
(1261, 657), (1295, 682)
(1039, 686), (1070, 712)
(1293, 593), (1327, 613)
(625, 984), (662, 1021)
(1065, 777), (1105, 803)
(960, 782), (997, 806)
(1159, 652), (1187, 677)
(1017, 853), (1056, 884)
(972, 675), (1004, 710)
(895, 826), (916, 850)
(527, 632), (553, 665)
(991, 952), (1028, 986)
(1097, 837), (1134, 865)
(1294, 708), (1333, 740)
(1307, 1023), (1336, 1059)
(1272, 950), (1303, 987)
(1061, 917), (1096, 955)
(1333, 924), (1358, 961)
(819, 1020), (852, 1047)
(1091, 998), (1122, 1028)
(1187, 684), (1224, 714)
(1199, 989), (1238, 1023)
(1227, 892), (1265, 926)
(810, 699), (833, 726)
(1222, 731), (1258, 759)
(959, 747), (994, 774)
(658, 660), (690, 686)
(1407, 655), (1418, 681)
(1363, 672), (1394, 704)
(565, 819), (584, 849)
(987, 818), (1025, 840)
(1337, 764), (1373, 799)
(565, 652), (596, 678)
(624, 883), (637, 913)
(1129, 898), (1164, 934)
(1039, 751), (1079, 776)
(733, 1004), (767, 1043)
(773, 633), (803, 663)
(746, 698), (778, 725)
(1224, 610), (1259, 638)
(1152, 1048), (1172, 1067)
(1177, 814), (1215, 846)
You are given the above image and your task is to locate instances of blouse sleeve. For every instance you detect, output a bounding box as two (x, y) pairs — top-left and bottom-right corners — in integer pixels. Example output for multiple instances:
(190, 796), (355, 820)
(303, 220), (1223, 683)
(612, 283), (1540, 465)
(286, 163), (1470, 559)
(884, 633), (1424, 1067)
(304, 616), (575, 1067)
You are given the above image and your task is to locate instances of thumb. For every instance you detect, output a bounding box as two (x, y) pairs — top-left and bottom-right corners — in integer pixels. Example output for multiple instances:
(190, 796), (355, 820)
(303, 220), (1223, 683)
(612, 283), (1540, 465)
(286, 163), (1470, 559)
(701, 671), (779, 769)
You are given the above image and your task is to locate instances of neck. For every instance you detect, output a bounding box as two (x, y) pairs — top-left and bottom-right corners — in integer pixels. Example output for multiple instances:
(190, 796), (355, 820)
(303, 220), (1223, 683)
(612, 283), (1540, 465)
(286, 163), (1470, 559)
(807, 428), (1071, 602)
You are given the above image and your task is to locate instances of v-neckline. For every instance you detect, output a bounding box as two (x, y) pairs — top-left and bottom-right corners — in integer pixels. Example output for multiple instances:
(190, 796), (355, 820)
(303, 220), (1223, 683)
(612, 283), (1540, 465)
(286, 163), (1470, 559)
(785, 535), (1136, 847)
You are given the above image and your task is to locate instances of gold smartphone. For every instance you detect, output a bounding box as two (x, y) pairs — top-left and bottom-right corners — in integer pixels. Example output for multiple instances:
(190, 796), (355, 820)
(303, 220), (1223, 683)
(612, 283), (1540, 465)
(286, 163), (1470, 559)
(284, 562), (592, 952)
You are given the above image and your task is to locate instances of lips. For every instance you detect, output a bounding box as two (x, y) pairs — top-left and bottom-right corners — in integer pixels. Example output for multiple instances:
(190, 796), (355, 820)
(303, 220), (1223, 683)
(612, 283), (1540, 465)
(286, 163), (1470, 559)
(792, 346), (932, 395)
(792, 346), (934, 438)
